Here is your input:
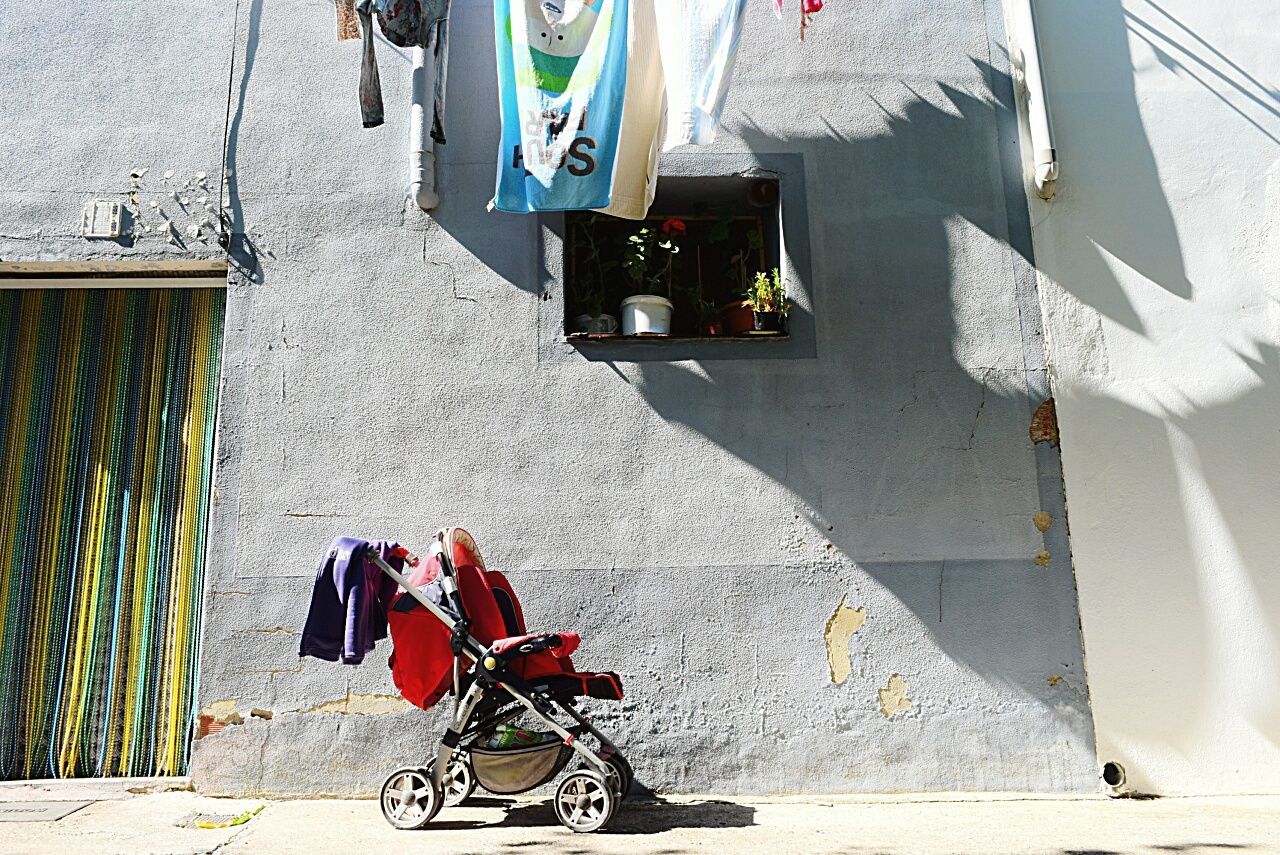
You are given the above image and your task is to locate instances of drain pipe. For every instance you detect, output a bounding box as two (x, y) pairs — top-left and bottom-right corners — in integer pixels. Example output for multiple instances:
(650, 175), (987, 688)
(408, 46), (438, 211)
(1008, 0), (1058, 200)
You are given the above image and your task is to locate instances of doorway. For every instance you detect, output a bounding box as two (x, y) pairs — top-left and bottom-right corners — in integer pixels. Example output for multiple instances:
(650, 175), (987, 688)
(0, 266), (226, 779)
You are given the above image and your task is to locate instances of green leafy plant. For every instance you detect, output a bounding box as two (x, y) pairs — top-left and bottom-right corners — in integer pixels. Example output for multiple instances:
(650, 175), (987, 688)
(570, 215), (617, 318)
(674, 276), (720, 331)
(623, 218), (684, 298)
(723, 228), (763, 297)
(746, 267), (789, 316)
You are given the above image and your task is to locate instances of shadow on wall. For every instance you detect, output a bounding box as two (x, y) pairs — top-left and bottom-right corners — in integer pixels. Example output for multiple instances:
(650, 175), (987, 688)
(1126, 0), (1280, 145)
(1034, 0), (1194, 334)
(222, 0), (267, 286)
(621, 62), (1094, 731)
(1031, 0), (1280, 787)
(414, 37), (1102, 774)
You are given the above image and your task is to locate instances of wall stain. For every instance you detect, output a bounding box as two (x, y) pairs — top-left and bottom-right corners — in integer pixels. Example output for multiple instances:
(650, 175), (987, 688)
(1033, 511), (1053, 532)
(304, 692), (413, 716)
(878, 674), (912, 718)
(1034, 551), (1051, 567)
(824, 596), (867, 685)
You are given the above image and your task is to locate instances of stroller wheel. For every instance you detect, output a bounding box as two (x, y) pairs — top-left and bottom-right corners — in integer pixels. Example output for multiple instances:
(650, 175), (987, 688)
(380, 766), (441, 830)
(554, 770), (615, 833)
(597, 751), (632, 801)
(427, 754), (476, 807)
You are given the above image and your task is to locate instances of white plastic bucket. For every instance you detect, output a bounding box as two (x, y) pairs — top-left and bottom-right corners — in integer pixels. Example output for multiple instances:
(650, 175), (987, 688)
(620, 295), (674, 335)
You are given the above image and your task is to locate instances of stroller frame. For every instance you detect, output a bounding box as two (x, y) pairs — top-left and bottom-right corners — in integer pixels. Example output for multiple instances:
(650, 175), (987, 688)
(366, 536), (630, 832)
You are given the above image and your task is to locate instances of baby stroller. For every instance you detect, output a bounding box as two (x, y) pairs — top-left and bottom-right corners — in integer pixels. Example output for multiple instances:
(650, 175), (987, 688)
(364, 528), (631, 833)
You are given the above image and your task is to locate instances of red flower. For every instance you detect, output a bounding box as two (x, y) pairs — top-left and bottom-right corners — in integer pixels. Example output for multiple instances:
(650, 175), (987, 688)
(661, 217), (686, 237)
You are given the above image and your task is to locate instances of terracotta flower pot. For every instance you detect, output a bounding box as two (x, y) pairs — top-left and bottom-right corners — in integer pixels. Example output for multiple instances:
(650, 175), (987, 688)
(722, 301), (754, 337)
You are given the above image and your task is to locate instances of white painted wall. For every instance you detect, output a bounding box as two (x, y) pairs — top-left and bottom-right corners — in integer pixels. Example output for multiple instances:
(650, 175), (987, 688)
(1013, 0), (1280, 794)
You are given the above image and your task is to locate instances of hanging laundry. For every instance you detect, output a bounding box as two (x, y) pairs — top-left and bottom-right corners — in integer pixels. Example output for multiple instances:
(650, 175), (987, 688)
(800, 0), (824, 41)
(357, 0), (451, 138)
(299, 537), (403, 665)
(490, 0), (631, 213)
(595, 0), (664, 220)
(654, 0), (748, 150)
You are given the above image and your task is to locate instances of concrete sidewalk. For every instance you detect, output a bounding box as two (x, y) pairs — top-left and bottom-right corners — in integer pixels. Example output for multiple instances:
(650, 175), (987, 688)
(3, 790), (1278, 855)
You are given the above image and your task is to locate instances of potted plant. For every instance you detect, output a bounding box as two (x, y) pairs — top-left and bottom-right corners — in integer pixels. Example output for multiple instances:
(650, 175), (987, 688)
(620, 218), (683, 335)
(746, 267), (788, 333)
(675, 262), (722, 336)
(720, 230), (763, 336)
(570, 214), (618, 334)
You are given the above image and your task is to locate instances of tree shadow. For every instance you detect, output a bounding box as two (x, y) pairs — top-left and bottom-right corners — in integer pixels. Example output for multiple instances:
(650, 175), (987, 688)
(410, 0), (1203, 796)
(1032, 0), (1194, 329)
(614, 55), (1099, 775)
(1027, 2), (1280, 791)
(1060, 846), (1257, 855)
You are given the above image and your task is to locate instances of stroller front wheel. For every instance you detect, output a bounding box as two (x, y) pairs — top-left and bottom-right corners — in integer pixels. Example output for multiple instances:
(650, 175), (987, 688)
(554, 770), (615, 833)
(597, 751), (633, 802)
(380, 766), (442, 830)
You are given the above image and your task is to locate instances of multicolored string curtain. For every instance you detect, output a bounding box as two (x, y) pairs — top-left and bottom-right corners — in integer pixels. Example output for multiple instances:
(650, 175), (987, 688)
(0, 287), (224, 779)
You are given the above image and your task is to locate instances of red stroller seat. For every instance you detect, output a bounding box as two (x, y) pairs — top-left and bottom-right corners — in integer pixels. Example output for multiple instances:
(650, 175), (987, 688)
(387, 528), (623, 711)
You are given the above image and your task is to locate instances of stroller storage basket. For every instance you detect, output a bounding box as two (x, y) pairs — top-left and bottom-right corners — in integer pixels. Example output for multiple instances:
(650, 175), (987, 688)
(469, 740), (574, 795)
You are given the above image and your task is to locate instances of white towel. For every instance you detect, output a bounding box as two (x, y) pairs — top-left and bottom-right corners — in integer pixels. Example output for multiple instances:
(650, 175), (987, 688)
(655, 0), (749, 150)
(596, 0), (666, 219)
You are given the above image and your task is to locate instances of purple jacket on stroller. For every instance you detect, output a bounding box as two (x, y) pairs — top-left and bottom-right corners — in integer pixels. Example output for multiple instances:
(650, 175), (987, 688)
(299, 536), (403, 665)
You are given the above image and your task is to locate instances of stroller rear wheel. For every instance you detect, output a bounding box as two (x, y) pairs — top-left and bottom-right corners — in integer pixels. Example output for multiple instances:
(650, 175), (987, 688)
(426, 754), (476, 807)
(380, 766), (442, 830)
(554, 770), (615, 833)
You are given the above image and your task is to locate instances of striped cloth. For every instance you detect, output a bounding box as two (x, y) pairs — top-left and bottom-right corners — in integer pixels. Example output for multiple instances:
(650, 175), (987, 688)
(0, 288), (223, 780)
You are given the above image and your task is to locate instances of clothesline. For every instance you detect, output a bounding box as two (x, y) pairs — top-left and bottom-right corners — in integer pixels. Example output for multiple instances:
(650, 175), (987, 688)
(353, 0), (828, 218)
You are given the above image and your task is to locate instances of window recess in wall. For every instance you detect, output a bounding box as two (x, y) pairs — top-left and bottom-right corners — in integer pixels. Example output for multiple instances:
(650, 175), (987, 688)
(564, 176), (788, 342)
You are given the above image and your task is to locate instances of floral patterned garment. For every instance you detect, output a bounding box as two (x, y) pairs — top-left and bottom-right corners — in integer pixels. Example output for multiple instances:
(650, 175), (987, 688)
(357, 0), (451, 135)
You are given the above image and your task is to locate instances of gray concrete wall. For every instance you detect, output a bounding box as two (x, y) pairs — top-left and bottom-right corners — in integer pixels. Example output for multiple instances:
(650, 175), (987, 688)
(1, 0), (1099, 794)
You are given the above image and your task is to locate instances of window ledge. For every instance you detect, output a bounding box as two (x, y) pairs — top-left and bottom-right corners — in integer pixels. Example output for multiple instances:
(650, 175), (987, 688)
(566, 333), (790, 344)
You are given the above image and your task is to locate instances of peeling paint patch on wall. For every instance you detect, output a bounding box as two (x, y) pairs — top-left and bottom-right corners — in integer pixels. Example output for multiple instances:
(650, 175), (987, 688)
(1030, 398), (1060, 444)
(201, 699), (242, 724)
(304, 692), (413, 716)
(878, 675), (912, 718)
(198, 699), (244, 737)
(824, 596), (867, 685)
